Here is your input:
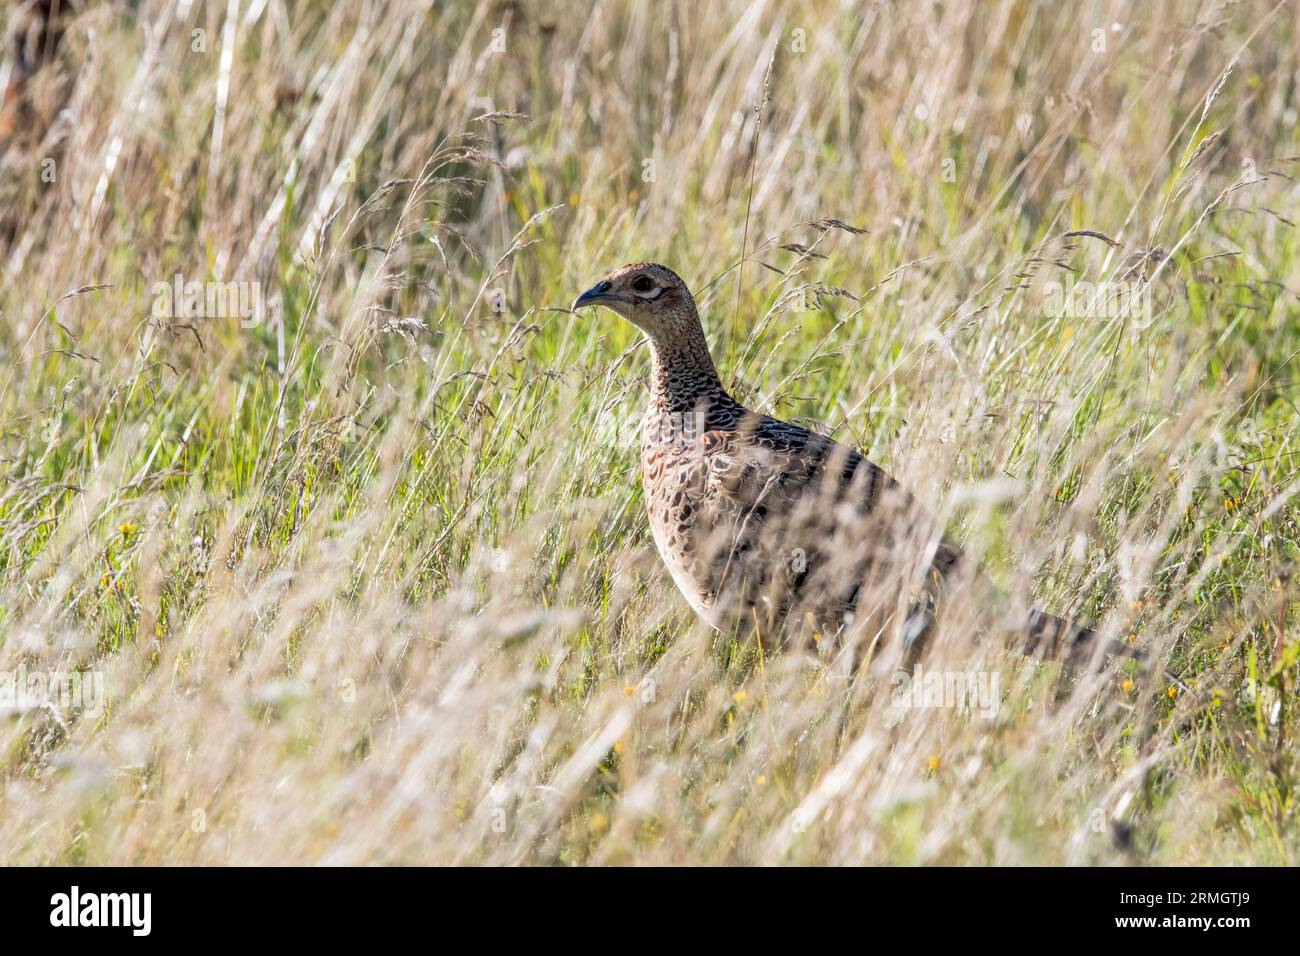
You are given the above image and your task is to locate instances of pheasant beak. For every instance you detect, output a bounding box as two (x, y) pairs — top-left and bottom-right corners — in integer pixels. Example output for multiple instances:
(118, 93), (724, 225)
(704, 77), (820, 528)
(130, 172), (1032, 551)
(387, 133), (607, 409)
(572, 279), (614, 311)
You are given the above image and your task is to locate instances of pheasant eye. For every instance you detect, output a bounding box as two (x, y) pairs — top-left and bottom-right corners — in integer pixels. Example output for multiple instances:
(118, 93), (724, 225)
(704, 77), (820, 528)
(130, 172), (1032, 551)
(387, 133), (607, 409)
(631, 276), (654, 292)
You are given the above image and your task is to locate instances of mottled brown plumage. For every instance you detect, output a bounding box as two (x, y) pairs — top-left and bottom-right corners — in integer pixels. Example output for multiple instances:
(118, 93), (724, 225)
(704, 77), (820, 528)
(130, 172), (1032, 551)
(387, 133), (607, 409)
(574, 263), (1099, 660)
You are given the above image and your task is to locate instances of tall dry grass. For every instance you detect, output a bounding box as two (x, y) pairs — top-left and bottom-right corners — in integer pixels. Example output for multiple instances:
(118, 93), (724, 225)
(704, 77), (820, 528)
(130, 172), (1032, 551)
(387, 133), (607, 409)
(0, 0), (1297, 863)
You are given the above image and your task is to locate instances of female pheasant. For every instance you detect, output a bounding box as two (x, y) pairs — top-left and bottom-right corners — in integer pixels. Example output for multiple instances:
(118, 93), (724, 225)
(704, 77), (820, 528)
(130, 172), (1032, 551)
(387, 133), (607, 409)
(574, 262), (1102, 662)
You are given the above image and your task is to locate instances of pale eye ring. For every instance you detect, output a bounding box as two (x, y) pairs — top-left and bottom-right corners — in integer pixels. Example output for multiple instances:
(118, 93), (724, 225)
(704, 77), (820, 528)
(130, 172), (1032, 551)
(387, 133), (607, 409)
(631, 276), (654, 293)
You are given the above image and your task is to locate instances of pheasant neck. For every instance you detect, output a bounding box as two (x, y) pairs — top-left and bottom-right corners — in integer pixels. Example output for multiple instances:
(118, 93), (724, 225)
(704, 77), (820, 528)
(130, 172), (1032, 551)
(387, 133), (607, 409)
(648, 322), (728, 414)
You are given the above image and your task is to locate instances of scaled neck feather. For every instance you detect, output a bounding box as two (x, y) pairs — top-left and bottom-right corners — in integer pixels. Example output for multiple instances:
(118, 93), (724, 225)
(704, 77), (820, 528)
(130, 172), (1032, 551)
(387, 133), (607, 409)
(646, 307), (728, 413)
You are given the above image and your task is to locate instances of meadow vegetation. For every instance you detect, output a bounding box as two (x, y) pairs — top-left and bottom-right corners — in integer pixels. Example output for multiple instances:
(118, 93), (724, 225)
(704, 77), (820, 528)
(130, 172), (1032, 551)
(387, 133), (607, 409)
(0, 0), (1297, 864)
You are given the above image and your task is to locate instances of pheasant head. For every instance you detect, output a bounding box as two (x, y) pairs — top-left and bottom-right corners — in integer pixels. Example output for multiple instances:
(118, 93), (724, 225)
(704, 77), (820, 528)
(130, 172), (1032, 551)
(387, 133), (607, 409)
(574, 262), (723, 407)
(573, 262), (699, 334)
